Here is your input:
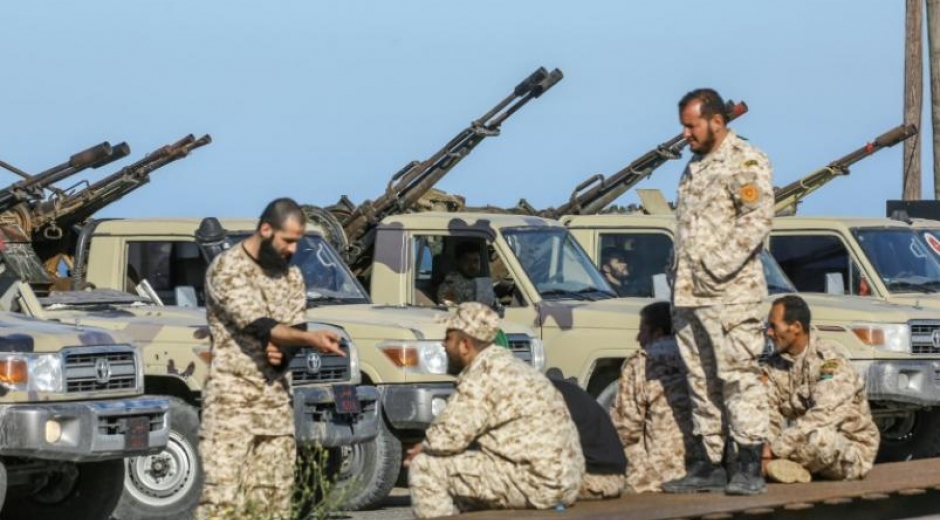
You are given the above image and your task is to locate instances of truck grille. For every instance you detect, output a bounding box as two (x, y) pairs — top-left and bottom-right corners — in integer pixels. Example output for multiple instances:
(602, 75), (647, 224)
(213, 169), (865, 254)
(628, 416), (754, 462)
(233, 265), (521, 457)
(290, 344), (350, 384)
(63, 347), (138, 393)
(909, 321), (940, 354)
(506, 334), (533, 364)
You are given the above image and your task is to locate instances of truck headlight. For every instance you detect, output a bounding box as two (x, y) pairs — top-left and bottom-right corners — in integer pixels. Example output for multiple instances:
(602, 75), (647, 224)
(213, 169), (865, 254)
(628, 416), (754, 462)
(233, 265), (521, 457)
(0, 354), (64, 393)
(378, 341), (448, 375)
(850, 323), (911, 353)
(530, 337), (545, 372)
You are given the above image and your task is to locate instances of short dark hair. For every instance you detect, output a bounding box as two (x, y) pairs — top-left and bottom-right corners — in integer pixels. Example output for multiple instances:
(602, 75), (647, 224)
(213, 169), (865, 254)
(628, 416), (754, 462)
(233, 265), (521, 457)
(678, 88), (727, 124)
(258, 197), (305, 231)
(640, 301), (672, 336)
(455, 240), (481, 259)
(601, 246), (626, 266)
(773, 295), (811, 333)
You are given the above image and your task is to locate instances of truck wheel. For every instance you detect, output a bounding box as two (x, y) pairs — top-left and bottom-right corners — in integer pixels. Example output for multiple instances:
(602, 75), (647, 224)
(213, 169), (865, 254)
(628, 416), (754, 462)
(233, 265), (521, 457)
(2, 460), (123, 520)
(328, 417), (402, 510)
(876, 408), (940, 462)
(113, 398), (203, 520)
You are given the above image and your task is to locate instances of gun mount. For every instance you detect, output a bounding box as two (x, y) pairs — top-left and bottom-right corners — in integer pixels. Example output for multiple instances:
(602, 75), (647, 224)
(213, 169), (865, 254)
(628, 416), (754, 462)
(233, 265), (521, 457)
(774, 124), (917, 216)
(304, 67), (564, 276)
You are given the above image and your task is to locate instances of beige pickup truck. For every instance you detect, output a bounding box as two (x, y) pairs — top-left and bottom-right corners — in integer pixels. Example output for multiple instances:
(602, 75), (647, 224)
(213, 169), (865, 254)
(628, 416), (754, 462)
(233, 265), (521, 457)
(563, 213), (940, 461)
(75, 216), (543, 511)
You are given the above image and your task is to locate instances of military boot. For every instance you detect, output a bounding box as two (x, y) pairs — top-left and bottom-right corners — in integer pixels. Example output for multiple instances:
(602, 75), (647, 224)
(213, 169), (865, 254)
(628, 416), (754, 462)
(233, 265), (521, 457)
(725, 443), (767, 495)
(662, 460), (727, 493)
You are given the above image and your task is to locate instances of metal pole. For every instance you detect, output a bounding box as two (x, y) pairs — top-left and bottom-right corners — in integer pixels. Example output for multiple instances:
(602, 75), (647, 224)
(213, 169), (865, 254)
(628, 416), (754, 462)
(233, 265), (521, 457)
(905, 0), (924, 199)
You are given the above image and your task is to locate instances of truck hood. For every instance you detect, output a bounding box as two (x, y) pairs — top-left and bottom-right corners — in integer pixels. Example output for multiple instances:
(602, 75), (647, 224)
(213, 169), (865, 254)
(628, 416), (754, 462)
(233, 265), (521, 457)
(41, 304), (210, 346)
(538, 297), (645, 331)
(884, 294), (940, 313)
(309, 304), (536, 341)
(0, 311), (131, 351)
(796, 293), (940, 324)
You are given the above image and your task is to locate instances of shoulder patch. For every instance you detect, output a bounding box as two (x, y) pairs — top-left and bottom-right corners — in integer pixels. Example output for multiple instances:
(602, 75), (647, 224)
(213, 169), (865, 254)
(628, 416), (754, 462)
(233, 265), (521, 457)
(819, 359), (840, 380)
(743, 159), (759, 168)
(739, 183), (761, 204)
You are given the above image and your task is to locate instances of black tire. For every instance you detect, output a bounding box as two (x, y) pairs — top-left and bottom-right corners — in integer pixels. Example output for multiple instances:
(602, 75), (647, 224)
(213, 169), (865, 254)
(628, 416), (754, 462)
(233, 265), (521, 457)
(113, 397), (203, 520)
(876, 408), (940, 463)
(2, 459), (123, 520)
(327, 417), (402, 511)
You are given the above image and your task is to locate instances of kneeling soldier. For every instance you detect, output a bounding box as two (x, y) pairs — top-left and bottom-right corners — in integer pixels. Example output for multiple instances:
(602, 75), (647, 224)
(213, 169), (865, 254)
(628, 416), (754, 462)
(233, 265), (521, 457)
(762, 295), (879, 483)
(406, 303), (584, 518)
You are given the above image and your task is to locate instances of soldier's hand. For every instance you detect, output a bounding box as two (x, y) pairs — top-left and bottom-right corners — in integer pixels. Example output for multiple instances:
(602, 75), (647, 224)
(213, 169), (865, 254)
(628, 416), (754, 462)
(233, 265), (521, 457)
(266, 343), (284, 366)
(308, 330), (345, 357)
(403, 443), (424, 468)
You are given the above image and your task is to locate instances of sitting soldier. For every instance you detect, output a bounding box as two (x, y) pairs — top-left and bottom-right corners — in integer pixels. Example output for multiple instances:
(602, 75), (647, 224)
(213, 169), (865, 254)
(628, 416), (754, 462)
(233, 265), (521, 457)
(405, 303), (584, 517)
(762, 295), (880, 483)
(437, 241), (494, 305)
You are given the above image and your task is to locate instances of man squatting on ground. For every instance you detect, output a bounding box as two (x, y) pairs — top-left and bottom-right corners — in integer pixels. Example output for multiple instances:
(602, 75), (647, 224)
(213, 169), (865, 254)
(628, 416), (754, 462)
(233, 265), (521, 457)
(195, 198), (344, 520)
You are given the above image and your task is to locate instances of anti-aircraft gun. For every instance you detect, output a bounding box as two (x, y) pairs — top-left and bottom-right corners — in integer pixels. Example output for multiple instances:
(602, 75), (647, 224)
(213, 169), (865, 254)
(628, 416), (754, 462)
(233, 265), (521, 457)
(0, 134), (210, 290)
(774, 124), (917, 216)
(304, 67), (563, 277)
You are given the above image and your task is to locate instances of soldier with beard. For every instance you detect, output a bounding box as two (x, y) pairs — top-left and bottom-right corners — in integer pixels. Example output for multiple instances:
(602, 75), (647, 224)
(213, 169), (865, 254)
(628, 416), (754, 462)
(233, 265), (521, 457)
(664, 88), (775, 496)
(405, 302), (584, 518)
(195, 197), (344, 520)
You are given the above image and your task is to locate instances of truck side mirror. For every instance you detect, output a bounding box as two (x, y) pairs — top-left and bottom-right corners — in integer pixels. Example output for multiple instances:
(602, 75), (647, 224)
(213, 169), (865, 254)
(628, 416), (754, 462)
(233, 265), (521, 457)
(824, 272), (845, 295)
(652, 273), (671, 300)
(175, 286), (199, 308)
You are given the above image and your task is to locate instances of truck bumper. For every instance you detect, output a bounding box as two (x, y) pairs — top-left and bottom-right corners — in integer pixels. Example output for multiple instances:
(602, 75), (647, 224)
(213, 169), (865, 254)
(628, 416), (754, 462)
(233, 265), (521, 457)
(381, 383), (455, 430)
(294, 385), (380, 448)
(0, 396), (170, 462)
(862, 360), (940, 407)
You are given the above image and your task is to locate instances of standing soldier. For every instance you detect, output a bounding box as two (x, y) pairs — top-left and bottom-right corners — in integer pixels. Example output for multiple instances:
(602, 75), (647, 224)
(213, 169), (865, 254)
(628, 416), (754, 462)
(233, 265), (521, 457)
(195, 198), (343, 520)
(405, 302), (584, 518)
(611, 301), (695, 493)
(664, 88), (774, 496)
(762, 295), (879, 483)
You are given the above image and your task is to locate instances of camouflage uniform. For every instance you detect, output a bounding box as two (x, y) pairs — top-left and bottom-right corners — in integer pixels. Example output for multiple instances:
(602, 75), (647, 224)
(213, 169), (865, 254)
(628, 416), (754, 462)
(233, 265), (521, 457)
(611, 337), (695, 493)
(436, 271), (476, 304)
(409, 303), (584, 518)
(195, 244), (306, 520)
(763, 336), (879, 480)
(672, 130), (774, 462)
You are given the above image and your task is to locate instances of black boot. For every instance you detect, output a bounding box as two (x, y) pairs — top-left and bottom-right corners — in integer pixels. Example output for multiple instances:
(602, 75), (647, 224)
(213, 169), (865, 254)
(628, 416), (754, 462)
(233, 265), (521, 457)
(662, 459), (728, 493)
(725, 443), (766, 496)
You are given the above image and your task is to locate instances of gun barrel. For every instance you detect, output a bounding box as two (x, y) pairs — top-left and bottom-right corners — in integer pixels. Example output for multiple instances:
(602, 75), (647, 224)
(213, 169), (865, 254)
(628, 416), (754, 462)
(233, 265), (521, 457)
(828, 124), (918, 171)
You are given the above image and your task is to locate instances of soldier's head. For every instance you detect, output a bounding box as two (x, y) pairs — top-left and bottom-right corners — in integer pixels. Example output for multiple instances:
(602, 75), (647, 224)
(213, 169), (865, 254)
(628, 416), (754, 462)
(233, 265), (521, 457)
(638, 301), (672, 348)
(679, 88), (728, 155)
(454, 241), (483, 279)
(438, 302), (500, 376)
(255, 197), (306, 273)
(767, 295), (812, 356)
(601, 247), (629, 282)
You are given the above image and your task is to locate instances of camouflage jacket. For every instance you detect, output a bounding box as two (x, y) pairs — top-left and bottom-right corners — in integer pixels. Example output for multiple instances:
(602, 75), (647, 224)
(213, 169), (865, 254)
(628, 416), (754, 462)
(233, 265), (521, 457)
(202, 243), (306, 436)
(423, 345), (585, 505)
(673, 130), (774, 307)
(610, 337), (694, 493)
(763, 335), (880, 461)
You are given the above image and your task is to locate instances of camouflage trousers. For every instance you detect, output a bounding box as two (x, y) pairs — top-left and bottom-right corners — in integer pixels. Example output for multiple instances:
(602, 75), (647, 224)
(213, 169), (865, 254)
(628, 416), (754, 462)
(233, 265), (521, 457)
(195, 415), (296, 520)
(409, 450), (578, 518)
(578, 473), (624, 500)
(673, 303), (768, 463)
(786, 427), (875, 481)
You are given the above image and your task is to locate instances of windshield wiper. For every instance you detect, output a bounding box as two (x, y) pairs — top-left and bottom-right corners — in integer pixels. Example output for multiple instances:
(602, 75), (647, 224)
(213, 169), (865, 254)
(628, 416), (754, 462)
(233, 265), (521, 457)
(306, 294), (359, 306)
(576, 286), (617, 299)
(767, 283), (795, 295)
(885, 280), (937, 294)
(541, 289), (592, 301)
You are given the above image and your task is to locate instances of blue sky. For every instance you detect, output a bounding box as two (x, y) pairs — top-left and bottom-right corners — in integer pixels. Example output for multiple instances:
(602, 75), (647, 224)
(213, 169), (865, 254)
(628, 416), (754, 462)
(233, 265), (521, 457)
(0, 1), (923, 219)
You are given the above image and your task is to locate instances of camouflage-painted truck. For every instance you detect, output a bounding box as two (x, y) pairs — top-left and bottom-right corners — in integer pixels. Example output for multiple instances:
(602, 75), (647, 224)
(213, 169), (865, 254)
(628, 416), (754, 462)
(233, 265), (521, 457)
(0, 138), (379, 519)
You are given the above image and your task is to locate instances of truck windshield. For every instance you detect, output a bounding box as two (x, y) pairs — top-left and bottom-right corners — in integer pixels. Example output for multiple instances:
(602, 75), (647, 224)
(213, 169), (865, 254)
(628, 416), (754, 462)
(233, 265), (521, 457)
(853, 228), (940, 294)
(502, 228), (617, 301)
(761, 250), (798, 295)
(231, 233), (370, 304)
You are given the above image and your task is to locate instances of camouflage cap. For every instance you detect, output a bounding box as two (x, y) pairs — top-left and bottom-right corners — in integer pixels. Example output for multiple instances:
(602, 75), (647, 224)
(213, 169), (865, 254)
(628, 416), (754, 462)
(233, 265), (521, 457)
(436, 302), (500, 344)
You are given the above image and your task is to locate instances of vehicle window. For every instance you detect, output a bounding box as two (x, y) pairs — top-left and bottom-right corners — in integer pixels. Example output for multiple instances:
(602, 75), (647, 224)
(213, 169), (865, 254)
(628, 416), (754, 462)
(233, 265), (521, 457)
(769, 235), (867, 296)
(411, 234), (521, 308)
(126, 241), (207, 305)
(597, 232), (672, 297)
(855, 228), (940, 294)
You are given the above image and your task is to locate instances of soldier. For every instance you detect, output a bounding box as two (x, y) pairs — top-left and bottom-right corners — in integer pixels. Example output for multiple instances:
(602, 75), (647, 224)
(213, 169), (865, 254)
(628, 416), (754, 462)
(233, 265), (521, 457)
(762, 295), (879, 483)
(195, 198), (344, 520)
(437, 241), (491, 305)
(600, 247), (631, 297)
(611, 301), (695, 493)
(665, 88), (774, 495)
(548, 375), (627, 500)
(405, 302), (584, 518)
